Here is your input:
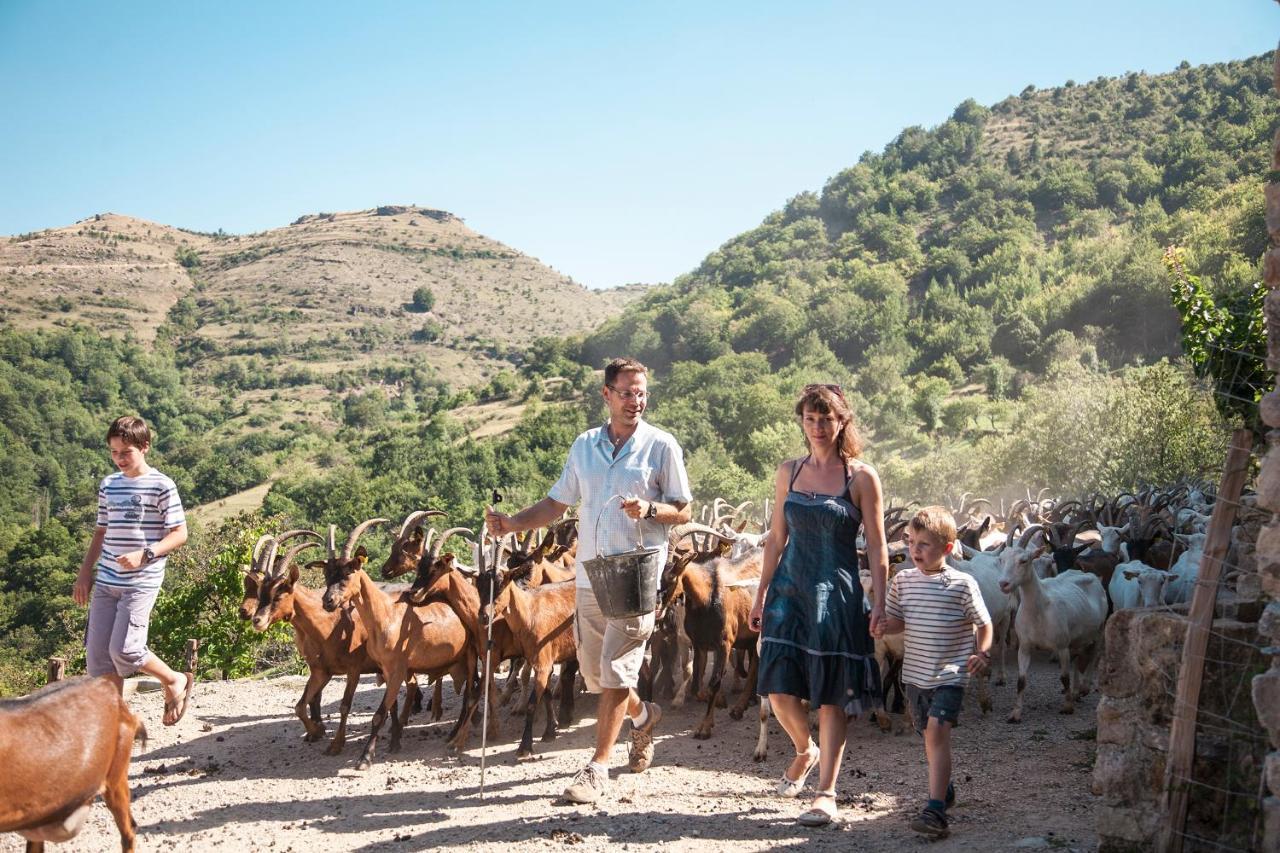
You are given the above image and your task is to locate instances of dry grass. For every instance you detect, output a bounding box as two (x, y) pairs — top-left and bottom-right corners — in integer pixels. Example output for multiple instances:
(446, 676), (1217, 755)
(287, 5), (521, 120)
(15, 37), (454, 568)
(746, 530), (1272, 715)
(188, 480), (274, 527)
(0, 207), (647, 388)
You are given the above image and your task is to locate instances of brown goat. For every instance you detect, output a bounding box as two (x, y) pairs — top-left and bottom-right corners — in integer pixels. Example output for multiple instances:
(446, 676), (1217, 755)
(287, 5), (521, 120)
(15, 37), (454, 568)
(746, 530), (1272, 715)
(249, 537), (394, 755)
(380, 510), (449, 580)
(478, 567), (578, 760)
(1, 676), (145, 852)
(381, 521), (476, 721)
(665, 550), (762, 739)
(322, 521), (480, 769)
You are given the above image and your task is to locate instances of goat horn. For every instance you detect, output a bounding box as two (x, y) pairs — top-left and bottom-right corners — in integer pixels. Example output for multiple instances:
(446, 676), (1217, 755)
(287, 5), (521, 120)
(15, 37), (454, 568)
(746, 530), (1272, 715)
(251, 534), (275, 568)
(397, 509), (446, 541)
(675, 522), (737, 544)
(327, 525), (336, 560)
(262, 537), (282, 577)
(278, 541), (320, 576)
(1018, 524), (1047, 548)
(428, 527), (475, 566)
(342, 518), (388, 560)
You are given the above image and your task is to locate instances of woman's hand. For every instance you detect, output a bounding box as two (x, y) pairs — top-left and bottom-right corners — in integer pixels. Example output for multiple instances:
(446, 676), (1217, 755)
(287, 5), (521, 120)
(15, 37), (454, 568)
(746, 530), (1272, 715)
(868, 603), (885, 637)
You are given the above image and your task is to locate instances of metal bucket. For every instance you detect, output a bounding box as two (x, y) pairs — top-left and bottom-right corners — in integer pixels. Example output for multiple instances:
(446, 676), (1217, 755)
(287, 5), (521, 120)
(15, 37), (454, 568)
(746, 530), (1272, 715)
(582, 545), (662, 619)
(581, 495), (662, 619)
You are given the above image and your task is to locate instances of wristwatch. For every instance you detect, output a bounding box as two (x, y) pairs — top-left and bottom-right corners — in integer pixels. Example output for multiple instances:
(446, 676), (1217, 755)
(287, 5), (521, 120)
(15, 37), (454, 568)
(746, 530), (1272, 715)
(142, 546), (156, 564)
(644, 501), (659, 520)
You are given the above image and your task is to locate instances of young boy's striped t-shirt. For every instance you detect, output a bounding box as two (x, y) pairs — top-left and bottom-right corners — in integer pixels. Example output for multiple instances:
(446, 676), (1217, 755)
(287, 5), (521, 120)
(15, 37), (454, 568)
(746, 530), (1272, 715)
(95, 469), (185, 590)
(885, 566), (991, 688)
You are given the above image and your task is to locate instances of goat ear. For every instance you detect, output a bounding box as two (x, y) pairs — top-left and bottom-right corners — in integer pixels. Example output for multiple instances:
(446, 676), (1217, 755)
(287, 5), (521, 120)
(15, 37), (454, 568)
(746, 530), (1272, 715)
(409, 527), (424, 543)
(441, 553), (456, 567)
(305, 560), (326, 571)
(1073, 543), (1092, 554)
(889, 552), (906, 565)
(289, 562), (300, 585)
(1122, 569), (1139, 580)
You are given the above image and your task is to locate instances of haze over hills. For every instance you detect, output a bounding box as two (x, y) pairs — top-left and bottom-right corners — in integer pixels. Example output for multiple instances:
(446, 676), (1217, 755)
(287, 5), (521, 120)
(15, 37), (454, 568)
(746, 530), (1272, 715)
(0, 205), (646, 386)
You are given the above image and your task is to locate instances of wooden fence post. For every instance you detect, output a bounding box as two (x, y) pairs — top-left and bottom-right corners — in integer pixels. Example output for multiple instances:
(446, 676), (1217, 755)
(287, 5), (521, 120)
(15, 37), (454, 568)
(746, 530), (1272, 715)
(1157, 427), (1253, 853)
(46, 657), (66, 684)
(184, 638), (199, 674)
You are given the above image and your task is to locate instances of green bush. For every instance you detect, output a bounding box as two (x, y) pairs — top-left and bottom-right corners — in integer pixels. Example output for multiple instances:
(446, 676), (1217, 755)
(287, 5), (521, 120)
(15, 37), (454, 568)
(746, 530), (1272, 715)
(410, 285), (436, 312)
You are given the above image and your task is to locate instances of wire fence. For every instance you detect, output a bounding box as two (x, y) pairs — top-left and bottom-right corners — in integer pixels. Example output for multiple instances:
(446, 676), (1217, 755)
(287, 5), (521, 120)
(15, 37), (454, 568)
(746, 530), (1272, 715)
(1148, 319), (1270, 853)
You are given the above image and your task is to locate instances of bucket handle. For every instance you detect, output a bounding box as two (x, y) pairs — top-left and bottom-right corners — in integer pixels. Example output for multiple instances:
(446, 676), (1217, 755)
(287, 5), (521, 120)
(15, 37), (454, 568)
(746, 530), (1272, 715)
(593, 493), (645, 556)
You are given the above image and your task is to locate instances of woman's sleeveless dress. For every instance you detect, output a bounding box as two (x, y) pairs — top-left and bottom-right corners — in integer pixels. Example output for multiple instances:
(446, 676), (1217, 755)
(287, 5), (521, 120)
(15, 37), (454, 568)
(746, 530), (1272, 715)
(756, 457), (881, 715)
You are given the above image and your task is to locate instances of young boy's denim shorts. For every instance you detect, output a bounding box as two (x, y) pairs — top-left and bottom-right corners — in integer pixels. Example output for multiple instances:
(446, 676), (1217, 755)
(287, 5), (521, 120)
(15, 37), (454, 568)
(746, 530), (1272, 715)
(905, 684), (964, 734)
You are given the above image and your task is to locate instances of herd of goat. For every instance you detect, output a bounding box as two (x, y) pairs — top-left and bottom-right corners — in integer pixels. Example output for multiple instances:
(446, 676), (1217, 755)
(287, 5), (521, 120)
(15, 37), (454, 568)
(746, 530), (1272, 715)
(4, 481), (1247, 852)
(233, 480), (1242, 771)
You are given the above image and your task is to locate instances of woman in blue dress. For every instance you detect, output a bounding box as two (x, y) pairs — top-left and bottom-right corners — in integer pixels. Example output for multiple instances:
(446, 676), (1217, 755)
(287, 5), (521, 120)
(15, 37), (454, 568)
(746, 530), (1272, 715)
(749, 383), (888, 826)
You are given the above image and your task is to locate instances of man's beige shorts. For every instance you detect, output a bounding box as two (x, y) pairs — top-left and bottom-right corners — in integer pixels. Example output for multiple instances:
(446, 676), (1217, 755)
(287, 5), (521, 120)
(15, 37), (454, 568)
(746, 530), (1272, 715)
(574, 586), (655, 693)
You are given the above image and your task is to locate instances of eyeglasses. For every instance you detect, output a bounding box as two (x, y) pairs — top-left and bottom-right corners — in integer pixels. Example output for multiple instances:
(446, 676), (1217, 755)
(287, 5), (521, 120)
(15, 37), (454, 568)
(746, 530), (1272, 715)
(803, 383), (845, 400)
(608, 385), (648, 402)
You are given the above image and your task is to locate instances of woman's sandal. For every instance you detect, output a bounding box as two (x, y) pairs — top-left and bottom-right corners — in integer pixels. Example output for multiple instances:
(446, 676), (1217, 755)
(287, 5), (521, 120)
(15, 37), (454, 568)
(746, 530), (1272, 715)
(775, 742), (820, 798)
(797, 790), (838, 827)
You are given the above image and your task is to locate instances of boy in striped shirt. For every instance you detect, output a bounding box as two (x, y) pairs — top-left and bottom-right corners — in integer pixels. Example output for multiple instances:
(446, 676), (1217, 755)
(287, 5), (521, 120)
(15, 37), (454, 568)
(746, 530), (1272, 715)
(875, 506), (992, 839)
(72, 416), (193, 725)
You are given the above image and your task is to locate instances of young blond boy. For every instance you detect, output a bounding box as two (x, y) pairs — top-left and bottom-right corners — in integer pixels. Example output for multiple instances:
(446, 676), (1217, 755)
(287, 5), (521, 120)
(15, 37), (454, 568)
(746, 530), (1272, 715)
(874, 506), (992, 838)
(73, 415), (193, 725)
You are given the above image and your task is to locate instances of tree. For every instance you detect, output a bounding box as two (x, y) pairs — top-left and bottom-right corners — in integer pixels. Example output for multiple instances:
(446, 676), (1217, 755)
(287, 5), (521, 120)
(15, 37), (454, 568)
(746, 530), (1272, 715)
(410, 286), (435, 312)
(911, 377), (951, 434)
(1165, 247), (1267, 432)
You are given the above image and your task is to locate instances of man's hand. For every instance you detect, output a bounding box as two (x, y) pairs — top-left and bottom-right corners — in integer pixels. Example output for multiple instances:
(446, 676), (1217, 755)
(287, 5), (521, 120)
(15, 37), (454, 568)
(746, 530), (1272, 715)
(485, 506), (512, 538)
(749, 598), (763, 632)
(621, 497), (649, 520)
(116, 550), (146, 571)
(72, 573), (93, 606)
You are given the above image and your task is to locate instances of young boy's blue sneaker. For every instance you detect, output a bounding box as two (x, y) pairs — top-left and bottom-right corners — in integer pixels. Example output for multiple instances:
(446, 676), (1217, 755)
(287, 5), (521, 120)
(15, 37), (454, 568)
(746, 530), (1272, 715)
(911, 806), (949, 838)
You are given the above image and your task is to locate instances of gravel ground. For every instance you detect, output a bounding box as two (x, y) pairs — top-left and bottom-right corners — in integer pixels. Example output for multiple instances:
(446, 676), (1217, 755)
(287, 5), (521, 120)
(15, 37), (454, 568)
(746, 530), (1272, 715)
(3, 657), (1099, 852)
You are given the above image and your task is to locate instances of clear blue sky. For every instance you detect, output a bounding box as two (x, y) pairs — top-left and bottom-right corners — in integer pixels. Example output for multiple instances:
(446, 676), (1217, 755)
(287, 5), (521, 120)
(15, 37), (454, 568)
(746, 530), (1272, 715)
(1, 2), (1274, 289)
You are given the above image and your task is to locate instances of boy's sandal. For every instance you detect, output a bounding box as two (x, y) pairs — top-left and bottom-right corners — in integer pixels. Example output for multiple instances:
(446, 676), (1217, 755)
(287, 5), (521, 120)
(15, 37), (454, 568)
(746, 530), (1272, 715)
(797, 790), (838, 827)
(163, 671), (195, 726)
(776, 742), (820, 797)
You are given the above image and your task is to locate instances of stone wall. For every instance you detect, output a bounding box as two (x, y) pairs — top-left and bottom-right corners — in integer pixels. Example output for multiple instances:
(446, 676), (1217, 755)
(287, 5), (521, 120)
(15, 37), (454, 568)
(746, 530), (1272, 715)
(1094, 608), (1268, 851)
(1253, 41), (1280, 853)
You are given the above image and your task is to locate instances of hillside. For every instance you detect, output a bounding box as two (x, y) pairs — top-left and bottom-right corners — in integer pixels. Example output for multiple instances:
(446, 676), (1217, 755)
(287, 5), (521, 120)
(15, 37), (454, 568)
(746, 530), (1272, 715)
(581, 54), (1274, 498)
(0, 206), (645, 386)
(0, 54), (1271, 694)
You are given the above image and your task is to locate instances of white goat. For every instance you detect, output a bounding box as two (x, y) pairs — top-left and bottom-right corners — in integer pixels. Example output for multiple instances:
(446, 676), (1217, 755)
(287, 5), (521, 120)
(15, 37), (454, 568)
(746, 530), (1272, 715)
(1096, 522), (1130, 556)
(1163, 532), (1208, 605)
(1107, 561), (1175, 610)
(997, 545), (1108, 723)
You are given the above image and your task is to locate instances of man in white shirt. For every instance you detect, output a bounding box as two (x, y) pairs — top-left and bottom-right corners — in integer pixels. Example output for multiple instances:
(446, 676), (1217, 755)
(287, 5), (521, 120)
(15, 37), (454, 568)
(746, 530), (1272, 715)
(486, 357), (692, 804)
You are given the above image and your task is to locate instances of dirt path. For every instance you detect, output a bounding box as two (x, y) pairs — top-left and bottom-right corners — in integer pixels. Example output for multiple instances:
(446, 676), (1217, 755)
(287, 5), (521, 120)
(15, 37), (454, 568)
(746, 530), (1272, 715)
(4, 659), (1099, 852)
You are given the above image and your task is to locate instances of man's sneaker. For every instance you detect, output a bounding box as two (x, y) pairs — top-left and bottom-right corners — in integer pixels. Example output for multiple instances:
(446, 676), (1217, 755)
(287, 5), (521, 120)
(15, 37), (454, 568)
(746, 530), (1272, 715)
(628, 701), (662, 773)
(910, 806), (950, 838)
(562, 764), (607, 804)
